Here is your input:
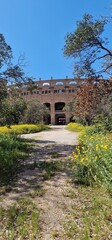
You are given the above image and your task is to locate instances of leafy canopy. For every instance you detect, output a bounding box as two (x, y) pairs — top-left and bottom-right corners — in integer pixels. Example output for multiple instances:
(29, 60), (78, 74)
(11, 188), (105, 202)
(64, 14), (112, 77)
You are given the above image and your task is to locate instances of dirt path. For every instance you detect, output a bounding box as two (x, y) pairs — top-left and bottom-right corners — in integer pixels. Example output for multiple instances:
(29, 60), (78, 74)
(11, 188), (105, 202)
(21, 125), (78, 145)
(0, 126), (78, 239)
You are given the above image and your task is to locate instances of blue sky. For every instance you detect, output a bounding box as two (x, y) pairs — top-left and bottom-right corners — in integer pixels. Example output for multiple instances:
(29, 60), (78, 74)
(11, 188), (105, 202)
(0, 0), (112, 80)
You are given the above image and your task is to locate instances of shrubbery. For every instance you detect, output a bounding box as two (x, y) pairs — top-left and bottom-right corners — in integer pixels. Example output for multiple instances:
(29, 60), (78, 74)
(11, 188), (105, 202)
(68, 123), (112, 193)
(0, 124), (49, 134)
(23, 100), (49, 124)
(66, 122), (85, 132)
(0, 98), (50, 126)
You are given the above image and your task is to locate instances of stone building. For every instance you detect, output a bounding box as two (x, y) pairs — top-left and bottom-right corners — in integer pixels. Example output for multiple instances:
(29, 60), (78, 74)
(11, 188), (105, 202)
(21, 78), (79, 125)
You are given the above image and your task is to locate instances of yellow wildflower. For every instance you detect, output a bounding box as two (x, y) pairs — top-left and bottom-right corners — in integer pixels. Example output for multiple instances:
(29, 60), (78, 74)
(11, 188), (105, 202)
(80, 158), (85, 163)
(101, 145), (108, 150)
(96, 144), (98, 150)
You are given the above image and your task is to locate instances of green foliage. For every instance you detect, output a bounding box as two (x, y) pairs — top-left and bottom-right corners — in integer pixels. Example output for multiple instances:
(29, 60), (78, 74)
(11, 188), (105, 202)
(66, 122), (85, 132)
(0, 97), (27, 125)
(0, 33), (12, 69)
(0, 134), (28, 185)
(82, 124), (106, 135)
(23, 100), (49, 124)
(0, 198), (40, 239)
(0, 80), (7, 107)
(64, 186), (112, 240)
(0, 124), (49, 134)
(0, 97), (50, 126)
(71, 131), (112, 191)
(64, 14), (111, 77)
(93, 114), (112, 132)
(0, 124), (49, 185)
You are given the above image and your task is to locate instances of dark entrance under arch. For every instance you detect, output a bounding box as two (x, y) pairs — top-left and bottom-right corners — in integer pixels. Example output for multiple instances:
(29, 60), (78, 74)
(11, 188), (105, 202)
(55, 102), (65, 111)
(44, 102), (50, 110)
(55, 114), (66, 125)
(43, 114), (51, 124)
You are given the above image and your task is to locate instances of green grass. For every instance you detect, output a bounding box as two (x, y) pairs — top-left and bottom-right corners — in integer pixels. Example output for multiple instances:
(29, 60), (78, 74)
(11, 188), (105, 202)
(0, 197), (40, 240)
(64, 186), (112, 240)
(29, 185), (46, 198)
(37, 160), (64, 180)
(0, 134), (28, 186)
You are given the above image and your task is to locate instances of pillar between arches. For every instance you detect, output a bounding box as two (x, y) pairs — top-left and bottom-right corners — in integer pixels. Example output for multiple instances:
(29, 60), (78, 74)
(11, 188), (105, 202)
(51, 103), (55, 125)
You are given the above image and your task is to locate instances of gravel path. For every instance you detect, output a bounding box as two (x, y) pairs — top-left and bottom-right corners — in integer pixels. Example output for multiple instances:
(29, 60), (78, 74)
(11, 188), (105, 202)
(0, 126), (79, 239)
(21, 125), (78, 145)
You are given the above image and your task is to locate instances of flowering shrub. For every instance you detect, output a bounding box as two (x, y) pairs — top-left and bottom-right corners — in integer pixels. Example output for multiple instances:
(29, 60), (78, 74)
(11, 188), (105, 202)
(71, 132), (112, 190)
(0, 124), (49, 134)
(66, 122), (85, 132)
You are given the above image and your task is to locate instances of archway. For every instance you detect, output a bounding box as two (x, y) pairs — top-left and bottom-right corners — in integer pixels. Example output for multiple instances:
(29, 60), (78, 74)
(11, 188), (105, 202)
(55, 114), (66, 125)
(44, 102), (51, 110)
(55, 102), (65, 111)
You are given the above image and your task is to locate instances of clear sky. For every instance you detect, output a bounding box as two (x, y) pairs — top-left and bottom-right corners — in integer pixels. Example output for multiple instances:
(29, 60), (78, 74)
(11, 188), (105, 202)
(0, 0), (112, 80)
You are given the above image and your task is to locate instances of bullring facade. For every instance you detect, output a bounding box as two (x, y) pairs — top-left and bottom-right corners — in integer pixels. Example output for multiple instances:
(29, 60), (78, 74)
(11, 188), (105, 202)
(21, 78), (79, 125)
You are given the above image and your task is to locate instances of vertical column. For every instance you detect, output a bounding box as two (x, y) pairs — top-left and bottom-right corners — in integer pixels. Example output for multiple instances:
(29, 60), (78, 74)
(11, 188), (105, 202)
(51, 103), (55, 125)
(66, 112), (70, 124)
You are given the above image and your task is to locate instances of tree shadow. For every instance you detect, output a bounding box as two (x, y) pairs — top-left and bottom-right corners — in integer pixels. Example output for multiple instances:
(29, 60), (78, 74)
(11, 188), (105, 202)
(0, 138), (77, 205)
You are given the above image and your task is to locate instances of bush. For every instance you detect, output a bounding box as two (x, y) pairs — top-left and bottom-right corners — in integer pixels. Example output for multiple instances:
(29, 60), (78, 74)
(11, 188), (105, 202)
(0, 124), (49, 134)
(23, 100), (49, 124)
(66, 122), (85, 132)
(92, 114), (112, 132)
(80, 124), (106, 136)
(71, 131), (112, 191)
(0, 97), (26, 126)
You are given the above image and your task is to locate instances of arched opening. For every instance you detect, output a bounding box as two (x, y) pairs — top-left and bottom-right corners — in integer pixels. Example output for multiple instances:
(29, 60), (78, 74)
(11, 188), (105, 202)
(56, 82), (63, 85)
(42, 82), (50, 86)
(55, 102), (65, 111)
(44, 102), (51, 110)
(69, 81), (77, 85)
(55, 114), (66, 125)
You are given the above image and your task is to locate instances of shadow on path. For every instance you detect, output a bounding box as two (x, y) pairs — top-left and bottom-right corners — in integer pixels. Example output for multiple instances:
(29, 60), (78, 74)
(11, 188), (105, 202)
(0, 137), (77, 207)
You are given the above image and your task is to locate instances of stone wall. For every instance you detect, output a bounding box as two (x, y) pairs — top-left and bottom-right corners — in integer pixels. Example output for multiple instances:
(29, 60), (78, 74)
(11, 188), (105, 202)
(21, 78), (80, 124)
